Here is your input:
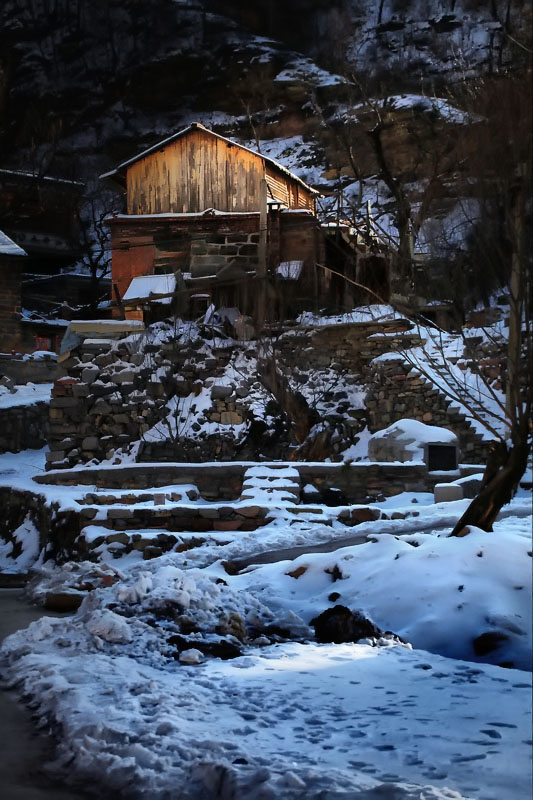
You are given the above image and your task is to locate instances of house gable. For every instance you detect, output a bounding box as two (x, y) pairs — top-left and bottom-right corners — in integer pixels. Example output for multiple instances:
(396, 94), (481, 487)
(102, 123), (317, 215)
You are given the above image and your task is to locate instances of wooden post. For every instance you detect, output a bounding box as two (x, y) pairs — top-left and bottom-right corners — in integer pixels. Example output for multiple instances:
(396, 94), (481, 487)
(113, 283), (126, 320)
(255, 177), (268, 330)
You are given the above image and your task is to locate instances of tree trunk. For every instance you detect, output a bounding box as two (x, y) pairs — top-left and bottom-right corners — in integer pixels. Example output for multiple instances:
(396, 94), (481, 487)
(449, 428), (529, 536)
(367, 124), (414, 297)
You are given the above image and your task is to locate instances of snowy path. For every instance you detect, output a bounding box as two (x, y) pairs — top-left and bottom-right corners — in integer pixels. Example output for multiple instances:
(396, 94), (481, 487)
(2, 633), (530, 799)
(0, 589), (92, 799)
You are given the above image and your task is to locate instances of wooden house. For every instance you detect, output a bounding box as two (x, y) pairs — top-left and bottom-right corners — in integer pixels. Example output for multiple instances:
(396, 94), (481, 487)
(0, 169), (83, 275)
(101, 123), (326, 319)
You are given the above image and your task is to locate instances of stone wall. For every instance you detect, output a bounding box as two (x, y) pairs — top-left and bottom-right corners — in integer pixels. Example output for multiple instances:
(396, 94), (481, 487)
(47, 336), (169, 469)
(0, 353), (57, 383)
(37, 461), (467, 502)
(108, 213), (263, 299)
(190, 231), (259, 278)
(0, 255), (23, 352)
(0, 401), (49, 453)
(277, 320), (423, 374)
(365, 357), (490, 464)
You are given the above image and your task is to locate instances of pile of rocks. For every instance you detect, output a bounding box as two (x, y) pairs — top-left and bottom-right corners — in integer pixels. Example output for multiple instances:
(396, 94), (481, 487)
(47, 336), (169, 469)
(207, 383), (247, 425)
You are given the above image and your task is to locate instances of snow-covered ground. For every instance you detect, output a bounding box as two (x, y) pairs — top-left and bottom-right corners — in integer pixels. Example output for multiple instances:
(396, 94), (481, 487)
(0, 382), (52, 408)
(0, 412), (530, 799)
(1, 531), (531, 799)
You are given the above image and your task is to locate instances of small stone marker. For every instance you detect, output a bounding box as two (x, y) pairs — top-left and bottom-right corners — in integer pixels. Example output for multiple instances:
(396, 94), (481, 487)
(434, 483), (463, 503)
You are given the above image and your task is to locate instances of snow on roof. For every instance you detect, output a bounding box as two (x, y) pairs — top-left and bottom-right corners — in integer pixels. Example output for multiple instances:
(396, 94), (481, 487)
(122, 274), (176, 305)
(107, 211), (260, 221)
(99, 123), (319, 196)
(68, 319), (145, 334)
(277, 260), (303, 280)
(0, 168), (84, 186)
(0, 229), (27, 257)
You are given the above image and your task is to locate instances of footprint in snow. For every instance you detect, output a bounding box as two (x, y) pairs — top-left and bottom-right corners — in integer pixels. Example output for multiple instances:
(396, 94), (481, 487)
(487, 721), (517, 728)
(451, 753), (487, 762)
(480, 729), (502, 739)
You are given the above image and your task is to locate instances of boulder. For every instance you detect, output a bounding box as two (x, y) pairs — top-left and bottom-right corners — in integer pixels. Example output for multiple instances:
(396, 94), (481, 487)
(81, 366), (99, 384)
(81, 436), (100, 450)
(211, 384), (233, 400)
(44, 591), (84, 612)
(311, 605), (383, 644)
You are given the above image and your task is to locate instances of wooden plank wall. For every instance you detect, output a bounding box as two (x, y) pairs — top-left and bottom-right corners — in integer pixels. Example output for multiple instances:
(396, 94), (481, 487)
(127, 130), (265, 215)
(265, 167), (315, 212)
(126, 129), (315, 215)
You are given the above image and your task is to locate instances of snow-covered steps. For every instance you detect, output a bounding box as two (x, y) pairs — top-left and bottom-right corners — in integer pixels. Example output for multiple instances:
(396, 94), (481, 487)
(80, 486), (200, 506)
(77, 525), (223, 560)
(79, 503), (274, 535)
(240, 465), (301, 504)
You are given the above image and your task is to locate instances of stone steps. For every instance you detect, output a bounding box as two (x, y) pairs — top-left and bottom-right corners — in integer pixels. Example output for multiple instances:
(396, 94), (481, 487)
(240, 465), (301, 504)
(79, 502), (273, 534)
(77, 525), (214, 560)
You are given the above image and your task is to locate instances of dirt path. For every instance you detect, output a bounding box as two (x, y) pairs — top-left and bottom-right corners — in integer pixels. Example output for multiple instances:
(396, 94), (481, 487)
(0, 586), (92, 800)
(230, 532), (369, 571)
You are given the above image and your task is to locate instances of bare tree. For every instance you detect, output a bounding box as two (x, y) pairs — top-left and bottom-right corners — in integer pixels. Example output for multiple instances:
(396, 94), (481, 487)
(76, 184), (117, 312)
(447, 70), (532, 535)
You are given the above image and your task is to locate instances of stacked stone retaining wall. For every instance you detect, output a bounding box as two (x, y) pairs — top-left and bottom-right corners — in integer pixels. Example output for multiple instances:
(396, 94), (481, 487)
(365, 357), (491, 463)
(0, 353), (57, 383)
(0, 401), (49, 453)
(276, 320), (423, 374)
(36, 461), (468, 503)
(47, 337), (170, 469)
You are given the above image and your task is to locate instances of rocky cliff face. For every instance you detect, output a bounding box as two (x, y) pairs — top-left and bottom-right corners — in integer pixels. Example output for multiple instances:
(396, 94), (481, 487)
(0, 0), (527, 181)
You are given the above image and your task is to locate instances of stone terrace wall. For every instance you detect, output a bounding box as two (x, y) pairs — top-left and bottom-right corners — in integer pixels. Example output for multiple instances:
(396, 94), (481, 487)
(277, 320), (423, 374)
(365, 357), (491, 464)
(0, 401), (49, 453)
(0, 353), (57, 383)
(36, 461), (448, 502)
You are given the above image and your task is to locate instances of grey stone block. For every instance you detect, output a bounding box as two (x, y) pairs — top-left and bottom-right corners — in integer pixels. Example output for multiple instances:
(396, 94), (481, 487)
(81, 366), (100, 384)
(211, 384), (233, 400)
(82, 436), (100, 450)
(434, 483), (463, 503)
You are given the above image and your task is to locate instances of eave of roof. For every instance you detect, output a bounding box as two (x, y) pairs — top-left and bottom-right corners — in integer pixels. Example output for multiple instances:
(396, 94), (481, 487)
(99, 122), (320, 196)
(0, 168), (84, 187)
(0, 229), (27, 257)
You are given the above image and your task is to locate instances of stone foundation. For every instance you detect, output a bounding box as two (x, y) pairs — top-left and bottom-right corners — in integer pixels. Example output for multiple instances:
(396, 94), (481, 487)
(46, 337), (169, 469)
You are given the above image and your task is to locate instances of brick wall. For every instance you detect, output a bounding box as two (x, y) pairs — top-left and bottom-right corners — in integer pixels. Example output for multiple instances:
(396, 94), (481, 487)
(0, 257), (23, 352)
(108, 213), (263, 301)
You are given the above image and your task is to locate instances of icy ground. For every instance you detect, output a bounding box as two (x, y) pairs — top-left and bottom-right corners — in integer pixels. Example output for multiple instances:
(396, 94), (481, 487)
(0, 448), (531, 799)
